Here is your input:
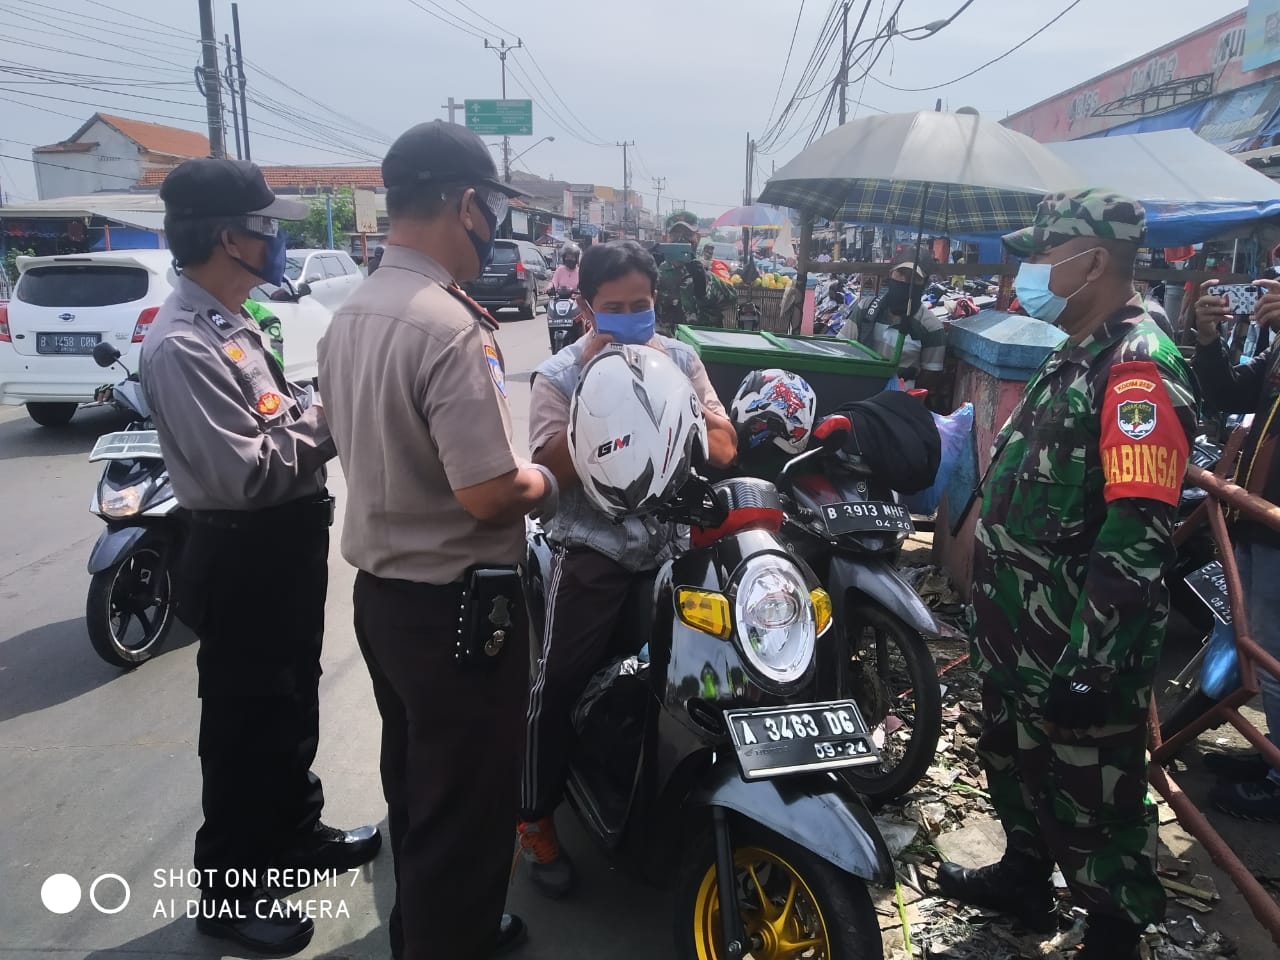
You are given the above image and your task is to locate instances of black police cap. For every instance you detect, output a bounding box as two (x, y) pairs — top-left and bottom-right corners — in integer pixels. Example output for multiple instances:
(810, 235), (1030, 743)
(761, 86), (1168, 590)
(382, 120), (525, 197)
(161, 157), (308, 220)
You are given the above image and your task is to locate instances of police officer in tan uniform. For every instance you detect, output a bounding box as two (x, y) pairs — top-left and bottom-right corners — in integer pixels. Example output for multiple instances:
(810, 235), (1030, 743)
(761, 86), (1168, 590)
(319, 121), (558, 960)
(141, 159), (380, 957)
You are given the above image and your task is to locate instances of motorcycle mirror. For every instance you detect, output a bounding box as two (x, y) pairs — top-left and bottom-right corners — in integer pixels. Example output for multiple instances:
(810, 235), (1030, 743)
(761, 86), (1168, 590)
(93, 341), (122, 368)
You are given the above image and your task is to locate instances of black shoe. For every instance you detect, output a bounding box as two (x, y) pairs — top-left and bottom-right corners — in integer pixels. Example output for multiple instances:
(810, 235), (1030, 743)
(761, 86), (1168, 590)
(277, 822), (382, 872)
(1203, 751), (1273, 782)
(492, 913), (527, 956)
(195, 893), (314, 957)
(1210, 776), (1280, 823)
(936, 855), (1058, 933)
(1077, 912), (1142, 959)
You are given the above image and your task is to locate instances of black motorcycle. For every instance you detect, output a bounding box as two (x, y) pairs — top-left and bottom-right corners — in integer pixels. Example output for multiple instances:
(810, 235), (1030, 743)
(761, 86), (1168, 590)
(83, 341), (184, 668)
(525, 474), (892, 960)
(774, 430), (944, 802)
(547, 286), (585, 354)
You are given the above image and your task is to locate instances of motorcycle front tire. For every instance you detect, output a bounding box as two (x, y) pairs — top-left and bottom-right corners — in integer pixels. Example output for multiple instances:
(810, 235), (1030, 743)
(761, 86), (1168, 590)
(838, 604), (943, 802)
(674, 823), (882, 960)
(86, 545), (175, 669)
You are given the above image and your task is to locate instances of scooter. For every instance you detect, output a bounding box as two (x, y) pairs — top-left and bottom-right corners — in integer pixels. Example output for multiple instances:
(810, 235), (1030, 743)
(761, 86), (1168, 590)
(83, 341), (184, 668)
(773, 421), (944, 801)
(547, 286), (585, 354)
(525, 472), (892, 960)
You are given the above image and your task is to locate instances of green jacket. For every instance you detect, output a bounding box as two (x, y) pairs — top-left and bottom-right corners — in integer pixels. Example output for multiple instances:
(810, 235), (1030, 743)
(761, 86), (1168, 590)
(242, 299), (284, 369)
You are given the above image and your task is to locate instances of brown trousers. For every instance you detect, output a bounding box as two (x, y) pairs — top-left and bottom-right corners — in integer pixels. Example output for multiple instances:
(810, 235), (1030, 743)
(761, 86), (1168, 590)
(354, 571), (528, 960)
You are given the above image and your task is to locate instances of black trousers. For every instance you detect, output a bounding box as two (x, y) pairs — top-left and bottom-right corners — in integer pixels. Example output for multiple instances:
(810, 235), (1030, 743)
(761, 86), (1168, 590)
(353, 570), (528, 960)
(179, 496), (331, 901)
(521, 547), (650, 821)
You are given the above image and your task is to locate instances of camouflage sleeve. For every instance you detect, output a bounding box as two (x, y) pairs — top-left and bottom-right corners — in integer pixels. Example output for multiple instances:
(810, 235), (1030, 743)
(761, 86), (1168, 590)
(1063, 357), (1195, 681)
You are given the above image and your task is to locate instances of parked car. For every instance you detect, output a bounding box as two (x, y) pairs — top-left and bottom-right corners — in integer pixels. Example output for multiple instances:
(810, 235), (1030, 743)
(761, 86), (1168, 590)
(1, 248), (339, 427)
(462, 239), (549, 320)
(0, 250), (175, 427)
(285, 248), (363, 312)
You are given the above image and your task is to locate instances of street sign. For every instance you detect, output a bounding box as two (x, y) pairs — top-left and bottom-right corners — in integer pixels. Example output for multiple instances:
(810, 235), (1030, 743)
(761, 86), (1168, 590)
(353, 188), (378, 234)
(464, 99), (533, 136)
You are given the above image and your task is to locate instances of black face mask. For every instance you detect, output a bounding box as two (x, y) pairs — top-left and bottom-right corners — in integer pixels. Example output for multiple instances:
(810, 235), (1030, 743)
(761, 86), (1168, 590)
(884, 278), (922, 316)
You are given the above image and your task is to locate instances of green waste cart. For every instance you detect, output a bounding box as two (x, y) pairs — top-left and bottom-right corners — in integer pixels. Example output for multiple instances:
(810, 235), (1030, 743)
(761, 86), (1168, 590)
(675, 326), (898, 415)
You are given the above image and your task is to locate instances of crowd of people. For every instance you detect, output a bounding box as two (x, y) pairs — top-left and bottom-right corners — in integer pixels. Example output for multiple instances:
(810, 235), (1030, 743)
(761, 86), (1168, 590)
(133, 109), (1280, 960)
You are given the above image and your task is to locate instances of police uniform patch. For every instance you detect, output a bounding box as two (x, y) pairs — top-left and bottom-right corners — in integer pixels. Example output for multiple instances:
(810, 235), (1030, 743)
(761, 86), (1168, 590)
(208, 311), (231, 331)
(223, 342), (246, 363)
(1117, 399), (1157, 440)
(256, 391), (283, 415)
(484, 343), (506, 397)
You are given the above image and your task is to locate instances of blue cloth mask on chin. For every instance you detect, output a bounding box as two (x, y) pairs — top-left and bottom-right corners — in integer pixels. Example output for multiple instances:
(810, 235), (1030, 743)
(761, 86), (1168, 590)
(591, 307), (656, 344)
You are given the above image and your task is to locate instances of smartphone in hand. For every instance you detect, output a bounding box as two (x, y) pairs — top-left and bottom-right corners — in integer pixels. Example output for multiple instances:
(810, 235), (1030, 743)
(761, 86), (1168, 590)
(1208, 284), (1262, 316)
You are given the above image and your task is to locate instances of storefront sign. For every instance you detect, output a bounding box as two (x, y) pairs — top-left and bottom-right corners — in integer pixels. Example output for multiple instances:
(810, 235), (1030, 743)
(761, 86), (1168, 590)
(1245, 0), (1280, 71)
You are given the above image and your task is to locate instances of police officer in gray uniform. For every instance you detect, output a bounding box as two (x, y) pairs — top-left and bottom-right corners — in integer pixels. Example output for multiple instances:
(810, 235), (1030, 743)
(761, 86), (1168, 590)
(141, 158), (381, 957)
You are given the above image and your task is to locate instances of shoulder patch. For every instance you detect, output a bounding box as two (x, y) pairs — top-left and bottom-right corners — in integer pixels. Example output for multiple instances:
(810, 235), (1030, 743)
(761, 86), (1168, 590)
(1099, 360), (1189, 506)
(256, 391), (283, 416)
(223, 342), (246, 363)
(484, 342), (506, 397)
(207, 310), (231, 331)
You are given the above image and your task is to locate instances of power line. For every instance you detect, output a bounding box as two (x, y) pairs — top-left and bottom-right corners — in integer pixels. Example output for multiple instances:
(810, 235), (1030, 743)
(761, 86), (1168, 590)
(0, 151), (155, 183)
(446, 0), (512, 37)
(764, 0), (810, 129)
(0, 37), (190, 74)
(517, 48), (609, 145)
(8, 0), (198, 60)
(870, 0), (1084, 92)
(404, 0), (491, 41)
(0, 8), (194, 71)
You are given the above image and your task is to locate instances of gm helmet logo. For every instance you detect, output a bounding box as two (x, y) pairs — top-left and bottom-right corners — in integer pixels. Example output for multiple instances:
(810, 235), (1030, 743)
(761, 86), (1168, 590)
(594, 435), (631, 460)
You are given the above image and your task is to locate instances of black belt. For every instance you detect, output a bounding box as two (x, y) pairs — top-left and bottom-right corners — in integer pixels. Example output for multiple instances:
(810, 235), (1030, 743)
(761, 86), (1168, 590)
(191, 493), (334, 530)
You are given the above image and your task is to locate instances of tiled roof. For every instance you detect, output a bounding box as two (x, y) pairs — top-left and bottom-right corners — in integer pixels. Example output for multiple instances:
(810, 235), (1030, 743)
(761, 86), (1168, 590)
(138, 164), (384, 190)
(96, 114), (209, 158)
(33, 142), (97, 154)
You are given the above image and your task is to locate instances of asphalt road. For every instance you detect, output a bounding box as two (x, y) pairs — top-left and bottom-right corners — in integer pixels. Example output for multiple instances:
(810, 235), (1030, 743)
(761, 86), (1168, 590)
(0, 308), (668, 960)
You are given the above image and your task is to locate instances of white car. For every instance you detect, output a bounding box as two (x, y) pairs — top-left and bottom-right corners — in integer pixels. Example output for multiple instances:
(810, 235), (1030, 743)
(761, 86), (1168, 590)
(286, 249), (362, 311)
(1, 249), (336, 427)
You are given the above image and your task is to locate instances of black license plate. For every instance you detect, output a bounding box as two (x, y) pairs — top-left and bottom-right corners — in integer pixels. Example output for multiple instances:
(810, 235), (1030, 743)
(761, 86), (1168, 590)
(820, 500), (914, 535)
(37, 332), (101, 355)
(725, 699), (879, 780)
(1185, 560), (1231, 623)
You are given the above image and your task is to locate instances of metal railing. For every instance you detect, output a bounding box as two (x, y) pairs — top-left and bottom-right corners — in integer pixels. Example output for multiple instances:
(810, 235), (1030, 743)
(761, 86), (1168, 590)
(1149, 441), (1280, 944)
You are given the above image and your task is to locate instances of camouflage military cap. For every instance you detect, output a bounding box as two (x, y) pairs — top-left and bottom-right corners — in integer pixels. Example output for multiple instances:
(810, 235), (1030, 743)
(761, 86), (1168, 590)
(1002, 189), (1145, 257)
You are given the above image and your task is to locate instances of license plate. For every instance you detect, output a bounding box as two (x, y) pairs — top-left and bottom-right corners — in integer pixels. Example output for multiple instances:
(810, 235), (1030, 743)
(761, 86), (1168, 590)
(820, 500), (914, 535)
(37, 332), (101, 355)
(89, 430), (162, 462)
(724, 699), (879, 780)
(547, 317), (574, 328)
(1185, 560), (1231, 623)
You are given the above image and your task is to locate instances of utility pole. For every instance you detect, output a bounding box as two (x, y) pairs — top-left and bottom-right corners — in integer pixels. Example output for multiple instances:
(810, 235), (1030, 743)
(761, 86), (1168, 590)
(232, 3), (249, 161)
(838, 0), (872, 126)
(652, 176), (666, 232)
(484, 39), (523, 184)
(197, 0), (225, 158)
(441, 97), (464, 124)
(617, 140), (634, 238)
(223, 36), (241, 159)
(743, 134), (756, 263)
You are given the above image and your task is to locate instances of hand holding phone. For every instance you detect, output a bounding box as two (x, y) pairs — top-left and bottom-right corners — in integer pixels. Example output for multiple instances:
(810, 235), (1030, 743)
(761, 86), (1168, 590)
(1207, 283), (1262, 316)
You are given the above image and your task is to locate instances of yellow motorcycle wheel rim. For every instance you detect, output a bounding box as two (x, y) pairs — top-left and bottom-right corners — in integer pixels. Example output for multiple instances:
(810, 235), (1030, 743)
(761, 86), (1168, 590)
(692, 845), (831, 960)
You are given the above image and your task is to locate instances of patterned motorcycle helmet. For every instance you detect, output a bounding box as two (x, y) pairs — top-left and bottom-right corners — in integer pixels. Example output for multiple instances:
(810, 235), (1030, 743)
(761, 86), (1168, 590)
(730, 368), (818, 456)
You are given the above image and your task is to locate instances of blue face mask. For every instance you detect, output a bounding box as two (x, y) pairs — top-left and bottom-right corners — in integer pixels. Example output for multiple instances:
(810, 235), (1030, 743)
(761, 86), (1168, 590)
(591, 306), (656, 344)
(1013, 247), (1097, 324)
(229, 230), (288, 287)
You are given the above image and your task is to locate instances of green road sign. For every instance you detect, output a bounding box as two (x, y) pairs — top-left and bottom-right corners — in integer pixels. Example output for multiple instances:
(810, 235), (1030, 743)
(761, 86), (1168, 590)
(464, 99), (533, 136)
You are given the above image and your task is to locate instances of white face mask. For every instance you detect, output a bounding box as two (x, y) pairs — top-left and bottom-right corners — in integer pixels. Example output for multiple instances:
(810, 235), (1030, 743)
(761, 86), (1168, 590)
(1013, 247), (1099, 323)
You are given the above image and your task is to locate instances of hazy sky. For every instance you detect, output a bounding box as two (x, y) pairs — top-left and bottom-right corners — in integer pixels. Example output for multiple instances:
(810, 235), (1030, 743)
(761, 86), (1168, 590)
(0, 0), (1241, 214)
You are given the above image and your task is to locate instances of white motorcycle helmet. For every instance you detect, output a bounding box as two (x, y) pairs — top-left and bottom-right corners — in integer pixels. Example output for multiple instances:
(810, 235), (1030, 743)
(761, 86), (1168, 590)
(569, 345), (708, 518)
(730, 368), (818, 456)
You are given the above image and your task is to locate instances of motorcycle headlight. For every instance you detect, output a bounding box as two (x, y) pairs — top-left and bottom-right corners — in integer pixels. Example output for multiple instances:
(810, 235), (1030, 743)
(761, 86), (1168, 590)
(733, 556), (816, 687)
(100, 485), (143, 517)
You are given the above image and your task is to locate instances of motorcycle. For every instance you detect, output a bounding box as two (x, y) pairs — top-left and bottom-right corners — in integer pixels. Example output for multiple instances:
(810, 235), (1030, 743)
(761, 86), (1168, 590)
(547, 286), (585, 354)
(83, 341), (184, 668)
(773, 428), (944, 801)
(525, 472), (892, 959)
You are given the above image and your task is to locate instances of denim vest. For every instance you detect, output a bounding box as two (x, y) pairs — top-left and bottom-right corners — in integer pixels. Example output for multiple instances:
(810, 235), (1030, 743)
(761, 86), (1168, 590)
(535, 336), (701, 572)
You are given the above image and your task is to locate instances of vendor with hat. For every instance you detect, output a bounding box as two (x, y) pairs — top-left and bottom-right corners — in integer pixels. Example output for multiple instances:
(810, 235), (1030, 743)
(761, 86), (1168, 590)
(849, 260), (948, 408)
(935, 189), (1197, 960)
(141, 157), (382, 956)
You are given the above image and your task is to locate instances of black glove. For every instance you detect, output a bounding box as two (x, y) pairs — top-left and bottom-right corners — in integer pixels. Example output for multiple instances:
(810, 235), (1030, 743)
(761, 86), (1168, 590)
(1042, 673), (1111, 731)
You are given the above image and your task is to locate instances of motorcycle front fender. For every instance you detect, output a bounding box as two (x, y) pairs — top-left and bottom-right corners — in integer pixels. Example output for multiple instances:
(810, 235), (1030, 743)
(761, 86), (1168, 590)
(831, 555), (940, 638)
(87, 525), (149, 574)
(688, 759), (893, 884)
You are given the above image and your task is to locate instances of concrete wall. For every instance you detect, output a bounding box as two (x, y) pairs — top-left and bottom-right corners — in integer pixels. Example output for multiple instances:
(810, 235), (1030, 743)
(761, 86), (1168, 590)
(34, 121), (142, 199)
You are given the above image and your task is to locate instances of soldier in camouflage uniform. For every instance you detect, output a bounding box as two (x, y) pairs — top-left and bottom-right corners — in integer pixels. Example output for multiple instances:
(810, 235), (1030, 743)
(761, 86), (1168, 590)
(937, 191), (1196, 960)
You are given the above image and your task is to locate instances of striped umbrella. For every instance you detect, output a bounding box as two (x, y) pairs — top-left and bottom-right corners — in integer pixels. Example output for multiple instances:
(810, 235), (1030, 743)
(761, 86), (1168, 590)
(758, 111), (1079, 234)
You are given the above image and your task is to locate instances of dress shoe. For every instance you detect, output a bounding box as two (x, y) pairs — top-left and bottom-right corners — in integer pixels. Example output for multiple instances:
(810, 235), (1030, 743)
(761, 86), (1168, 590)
(276, 822), (382, 872)
(1077, 911), (1143, 959)
(492, 913), (528, 956)
(195, 892), (314, 956)
(936, 853), (1058, 933)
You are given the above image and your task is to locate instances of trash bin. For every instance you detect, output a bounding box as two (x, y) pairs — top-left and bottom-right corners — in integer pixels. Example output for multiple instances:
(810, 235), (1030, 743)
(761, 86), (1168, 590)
(675, 326), (899, 414)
